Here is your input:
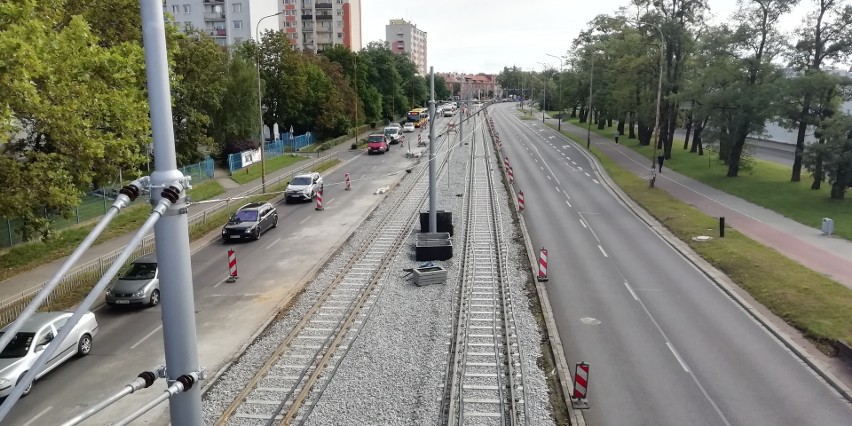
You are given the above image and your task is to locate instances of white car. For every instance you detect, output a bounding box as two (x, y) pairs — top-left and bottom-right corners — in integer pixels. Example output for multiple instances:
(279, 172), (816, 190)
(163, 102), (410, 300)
(0, 311), (99, 397)
(285, 172), (323, 203)
(403, 122), (416, 132)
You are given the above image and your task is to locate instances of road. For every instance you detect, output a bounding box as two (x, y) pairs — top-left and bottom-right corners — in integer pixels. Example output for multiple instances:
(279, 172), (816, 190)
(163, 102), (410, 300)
(491, 104), (851, 425)
(2, 117), (454, 425)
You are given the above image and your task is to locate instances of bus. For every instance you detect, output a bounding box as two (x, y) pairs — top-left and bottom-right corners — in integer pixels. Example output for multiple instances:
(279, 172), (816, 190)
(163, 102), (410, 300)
(407, 108), (429, 128)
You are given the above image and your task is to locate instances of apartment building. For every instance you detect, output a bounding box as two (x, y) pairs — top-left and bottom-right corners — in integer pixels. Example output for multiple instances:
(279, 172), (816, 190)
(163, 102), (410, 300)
(280, 0), (362, 53)
(386, 19), (427, 75)
(163, 0), (278, 46)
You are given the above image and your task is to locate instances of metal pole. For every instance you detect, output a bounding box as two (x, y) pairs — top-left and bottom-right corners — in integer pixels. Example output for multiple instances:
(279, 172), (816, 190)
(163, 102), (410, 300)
(547, 54), (563, 131)
(255, 12), (282, 193)
(650, 25), (664, 188)
(587, 56), (594, 149)
(428, 66), (437, 233)
(538, 62), (547, 123)
(141, 1), (202, 424)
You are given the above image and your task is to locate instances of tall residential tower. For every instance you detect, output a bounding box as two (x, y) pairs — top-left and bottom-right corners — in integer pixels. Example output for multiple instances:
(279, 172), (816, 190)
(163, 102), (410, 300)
(385, 19), (427, 75)
(280, 0), (362, 52)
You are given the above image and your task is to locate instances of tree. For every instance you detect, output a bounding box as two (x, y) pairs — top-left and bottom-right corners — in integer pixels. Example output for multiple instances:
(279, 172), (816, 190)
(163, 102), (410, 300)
(803, 112), (852, 199)
(170, 30), (227, 164)
(212, 55), (260, 158)
(782, 0), (852, 182)
(0, 1), (149, 240)
(434, 75), (451, 100)
(361, 42), (405, 120)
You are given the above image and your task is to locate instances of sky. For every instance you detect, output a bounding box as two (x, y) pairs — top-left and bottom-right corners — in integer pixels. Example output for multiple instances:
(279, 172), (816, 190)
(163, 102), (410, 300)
(361, 0), (820, 75)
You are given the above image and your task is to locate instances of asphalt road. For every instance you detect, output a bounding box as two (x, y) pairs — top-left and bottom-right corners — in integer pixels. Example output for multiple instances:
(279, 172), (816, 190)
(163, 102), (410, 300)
(2, 117), (454, 425)
(491, 104), (851, 426)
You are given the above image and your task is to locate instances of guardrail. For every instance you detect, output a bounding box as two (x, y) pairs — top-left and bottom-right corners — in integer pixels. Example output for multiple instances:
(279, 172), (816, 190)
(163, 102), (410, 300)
(0, 153), (336, 327)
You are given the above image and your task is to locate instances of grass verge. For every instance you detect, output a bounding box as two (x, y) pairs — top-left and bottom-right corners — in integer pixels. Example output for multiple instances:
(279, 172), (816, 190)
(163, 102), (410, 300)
(230, 155), (308, 185)
(0, 180), (226, 283)
(582, 140), (852, 349)
(564, 117), (852, 240)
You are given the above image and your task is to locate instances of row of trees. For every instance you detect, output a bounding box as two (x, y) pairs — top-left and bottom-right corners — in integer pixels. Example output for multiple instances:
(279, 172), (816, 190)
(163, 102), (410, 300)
(497, 0), (852, 199)
(0, 0), (450, 240)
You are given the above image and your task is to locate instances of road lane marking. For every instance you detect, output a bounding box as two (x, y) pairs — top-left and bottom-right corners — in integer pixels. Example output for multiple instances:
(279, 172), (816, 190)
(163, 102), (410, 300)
(593, 179), (600, 184)
(584, 172), (591, 177)
(624, 281), (638, 300)
(578, 166), (583, 171)
(566, 200), (573, 208)
(22, 406), (52, 426)
(130, 325), (163, 350)
(566, 156), (571, 160)
(598, 245), (608, 257)
(667, 342), (691, 373)
(547, 175), (552, 181)
(328, 197), (335, 204)
(540, 166), (544, 171)
(572, 161), (577, 165)
(265, 237), (281, 250)
(579, 219), (587, 228)
(299, 216), (311, 224)
(555, 186), (560, 192)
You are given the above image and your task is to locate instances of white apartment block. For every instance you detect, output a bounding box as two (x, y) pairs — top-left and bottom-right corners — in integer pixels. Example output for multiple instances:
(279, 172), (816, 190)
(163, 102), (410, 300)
(163, 0), (361, 52)
(386, 19), (427, 75)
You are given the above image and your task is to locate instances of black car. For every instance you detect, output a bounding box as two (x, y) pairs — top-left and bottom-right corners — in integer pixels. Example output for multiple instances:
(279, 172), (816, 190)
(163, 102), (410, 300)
(221, 202), (278, 241)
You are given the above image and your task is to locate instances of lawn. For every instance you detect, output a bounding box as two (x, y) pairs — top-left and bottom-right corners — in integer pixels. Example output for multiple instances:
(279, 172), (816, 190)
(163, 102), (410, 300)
(231, 154), (308, 185)
(564, 117), (852, 240)
(545, 118), (852, 349)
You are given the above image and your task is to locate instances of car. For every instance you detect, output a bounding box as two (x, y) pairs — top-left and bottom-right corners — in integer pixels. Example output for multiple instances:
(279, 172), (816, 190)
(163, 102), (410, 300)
(403, 122), (416, 133)
(0, 311), (98, 397)
(285, 172), (324, 203)
(383, 126), (403, 144)
(367, 134), (389, 154)
(387, 122), (402, 129)
(221, 202), (278, 241)
(443, 109), (454, 117)
(105, 253), (160, 308)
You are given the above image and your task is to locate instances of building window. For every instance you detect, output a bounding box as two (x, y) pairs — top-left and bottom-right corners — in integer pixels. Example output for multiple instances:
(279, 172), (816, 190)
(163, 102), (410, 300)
(233, 20), (243, 29)
(336, 9), (342, 15)
(336, 0), (343, 3)
(171, 5), (179, 13)
(182, 4), (190, 13)
(336, 20), (342, 27)
(232, 3), (241, 12)
(337, 32), (343, 38)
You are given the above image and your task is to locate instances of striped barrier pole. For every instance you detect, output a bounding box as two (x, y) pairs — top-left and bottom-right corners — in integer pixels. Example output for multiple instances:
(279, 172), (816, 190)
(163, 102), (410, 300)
(226, 249), (238, 283)
(315, 189), (324, 211)
(345, 173), (351, 191)
(572, 362), (590, 409)
(518, 190), (525, 212)
(508, 167), (514, 184)
(537, 247), (548, 282)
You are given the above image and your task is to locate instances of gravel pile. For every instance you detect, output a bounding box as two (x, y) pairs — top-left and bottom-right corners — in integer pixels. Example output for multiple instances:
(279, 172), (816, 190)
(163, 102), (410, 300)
(202, 113), (555, 425)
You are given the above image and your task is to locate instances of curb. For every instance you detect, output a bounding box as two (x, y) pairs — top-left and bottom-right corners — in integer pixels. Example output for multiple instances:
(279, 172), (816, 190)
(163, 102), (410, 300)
(550, 121), (852, 404)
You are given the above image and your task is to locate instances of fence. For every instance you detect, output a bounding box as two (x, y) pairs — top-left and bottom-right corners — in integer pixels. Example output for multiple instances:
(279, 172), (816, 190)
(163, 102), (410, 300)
(226, 132), (317, 175)
(1, 157), (215, 249)
(0, 153), (337, 327)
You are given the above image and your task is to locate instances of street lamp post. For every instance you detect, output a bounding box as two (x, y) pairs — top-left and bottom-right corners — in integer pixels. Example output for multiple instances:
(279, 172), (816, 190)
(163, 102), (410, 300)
(537, 61), (547, 123)
(643, 22), (665, 188)
(546, 53), (564, 131)
(587, 54), (594, 149)
(255, 11), (284, 193)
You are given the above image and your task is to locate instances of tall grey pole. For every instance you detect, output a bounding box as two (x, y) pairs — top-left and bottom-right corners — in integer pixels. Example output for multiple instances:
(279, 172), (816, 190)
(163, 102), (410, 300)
(141, 1), (203, 424)
(587, 57), (594, 149)
(428, 67), (437, 233)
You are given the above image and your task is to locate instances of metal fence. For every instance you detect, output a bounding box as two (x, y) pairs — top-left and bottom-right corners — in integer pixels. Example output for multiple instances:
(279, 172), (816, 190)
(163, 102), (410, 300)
(0, 153), (336, 327)
(1, 157), (215, 248)
(227, 132), (317, 174)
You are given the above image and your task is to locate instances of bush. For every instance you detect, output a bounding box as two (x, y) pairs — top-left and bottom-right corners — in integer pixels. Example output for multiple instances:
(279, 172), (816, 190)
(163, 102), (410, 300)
(220, 139), (259, 167)
(351, 142), (358, 150)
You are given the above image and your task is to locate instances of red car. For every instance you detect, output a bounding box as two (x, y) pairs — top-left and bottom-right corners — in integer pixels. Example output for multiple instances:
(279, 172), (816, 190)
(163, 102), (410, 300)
(367, 134), (389, 155)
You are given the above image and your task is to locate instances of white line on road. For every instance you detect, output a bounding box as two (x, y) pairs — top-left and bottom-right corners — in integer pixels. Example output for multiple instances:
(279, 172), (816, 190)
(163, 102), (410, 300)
(578, 166), (583, 171)
(547, 175), (552, 181)
(572, 161), (577, 165)
(593, 179), (600, 184)
(584, 172), (591, 177)
(22, 406), (52, 426)
(540, 166), (544, 171)
(130, 325), (163, 350)
(598, 245), (608, 257)
(328, 197), (335, 204)
(265, 237), (281, 250)
(667, 342), (691, 372)
(299, 216), (311, 224)
(566, 200), (573, 208)
(566, 156), (571, 160)
(555, 186), (560, 192)
(579, 219), (587, 228)
(624, 281), (638, 300)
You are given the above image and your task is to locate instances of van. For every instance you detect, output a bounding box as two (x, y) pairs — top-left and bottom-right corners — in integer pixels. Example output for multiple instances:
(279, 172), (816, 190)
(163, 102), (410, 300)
(383, 126), (403, 144)
(105, 253), (160, 308)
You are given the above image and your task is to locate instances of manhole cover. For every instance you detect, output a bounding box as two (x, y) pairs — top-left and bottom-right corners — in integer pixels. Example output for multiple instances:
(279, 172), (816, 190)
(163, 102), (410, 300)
(692, 235), (713, 242)
(580, 317), (601, 325)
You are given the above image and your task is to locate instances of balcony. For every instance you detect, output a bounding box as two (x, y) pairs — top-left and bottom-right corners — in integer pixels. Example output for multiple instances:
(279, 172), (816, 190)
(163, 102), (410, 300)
(315, 14), (332, 20)
(204, 12), (226, 21)
(208, 28), (227, 37)
(301, 14), (313, 20)
(315, 2), (332, 8)
(203, 0), (224, 3)
(315, 26), (332, 32)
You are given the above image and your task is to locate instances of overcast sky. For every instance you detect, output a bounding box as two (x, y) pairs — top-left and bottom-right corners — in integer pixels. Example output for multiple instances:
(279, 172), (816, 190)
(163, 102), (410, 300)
(361, 0), (819, 74)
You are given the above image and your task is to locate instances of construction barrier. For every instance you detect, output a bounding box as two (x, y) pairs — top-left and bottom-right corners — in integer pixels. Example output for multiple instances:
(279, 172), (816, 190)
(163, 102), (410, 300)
(518, 190), (525, 212)
(537, 247), (548, 282)
(508, 167), (514, 184)
(226, 249), (238, 283)
(345, 173), (351, 191)
(572, 362), (590, 409)
(315, 189), (324, 211)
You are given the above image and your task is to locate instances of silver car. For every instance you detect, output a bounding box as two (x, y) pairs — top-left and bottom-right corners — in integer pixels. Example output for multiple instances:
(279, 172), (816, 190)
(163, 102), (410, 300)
(105, 253), (160, 308)
(0, 311), (98, 397)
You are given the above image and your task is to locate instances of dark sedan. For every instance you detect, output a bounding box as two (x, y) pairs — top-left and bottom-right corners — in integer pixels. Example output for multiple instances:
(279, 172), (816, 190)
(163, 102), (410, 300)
(221, 202), (278, 241)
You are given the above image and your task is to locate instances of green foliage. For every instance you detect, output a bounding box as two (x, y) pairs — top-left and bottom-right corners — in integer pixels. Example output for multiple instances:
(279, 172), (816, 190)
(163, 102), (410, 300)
(213, 56), (261, 154)
(804, 113), (852, 199)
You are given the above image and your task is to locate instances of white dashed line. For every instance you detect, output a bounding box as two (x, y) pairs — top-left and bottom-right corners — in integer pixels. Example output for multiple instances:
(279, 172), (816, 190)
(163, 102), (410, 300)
(555, 186), (560, 192)
(593, 179), (600, 184)
(131, 325), (163, 350)
(598, 245), (608, 257)
(579, 219), (587, 228)
(667, 342), (691, 372)
(22, 406), (53, 426)
(624, 281), (638, 300)
(566, 200), (573, 208)
(584, 172), (591, 177)
(547, 175), (552, 181)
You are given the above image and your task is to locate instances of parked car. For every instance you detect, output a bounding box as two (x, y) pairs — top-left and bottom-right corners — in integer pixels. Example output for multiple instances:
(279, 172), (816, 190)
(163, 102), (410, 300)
(221, 202), (278, 241)
(105, 253), (160, 308)
(403, 122), (416, 133)
(0, 311), (98, 397)
(387, 122), (402, 129)
(367, 134), (389, 154)
(285, 172), (324, 203)
(443, 109), (454, 117)
(383, 126), (403, 144)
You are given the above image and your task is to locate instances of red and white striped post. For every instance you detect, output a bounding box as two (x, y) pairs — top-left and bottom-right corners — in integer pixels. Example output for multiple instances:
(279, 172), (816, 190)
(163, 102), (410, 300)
(226, 249), (238, 283)
(508, 167), (514, 184)
(572, 362), (590, 409)
(518, 190), (525, 212)
(537, 247), (548, 282)
(315, 189), (324, 211)
(345, 173), (351, 191)
(504, 157), (510, 170)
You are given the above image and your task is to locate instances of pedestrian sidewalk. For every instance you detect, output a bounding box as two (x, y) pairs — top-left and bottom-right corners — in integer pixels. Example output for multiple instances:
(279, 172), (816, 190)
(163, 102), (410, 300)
(0, 132), (369, 305)
(546, 112), (852, 289)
